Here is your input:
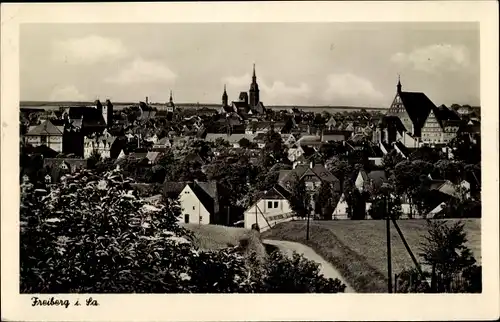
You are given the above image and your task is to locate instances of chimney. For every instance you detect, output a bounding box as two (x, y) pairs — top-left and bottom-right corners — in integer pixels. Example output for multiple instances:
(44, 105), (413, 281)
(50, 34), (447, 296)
(146, 96), (149, 104)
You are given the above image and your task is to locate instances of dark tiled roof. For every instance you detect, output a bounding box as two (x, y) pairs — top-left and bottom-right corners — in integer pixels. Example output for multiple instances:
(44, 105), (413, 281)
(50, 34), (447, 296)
(190, 181), (221, 216)
(399, 91), (435, 130)
(26, 120), (63, 136)
(164, 181), (189, 197)
(432, 105), (461, 129)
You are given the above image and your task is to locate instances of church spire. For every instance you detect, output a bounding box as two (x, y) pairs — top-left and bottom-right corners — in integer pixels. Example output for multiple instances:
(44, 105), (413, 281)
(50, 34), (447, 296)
(252, 63), (256, 79)
(222, 84), (228, 107)
(169, 90), (173, 103)
(397, 75), (402, 94)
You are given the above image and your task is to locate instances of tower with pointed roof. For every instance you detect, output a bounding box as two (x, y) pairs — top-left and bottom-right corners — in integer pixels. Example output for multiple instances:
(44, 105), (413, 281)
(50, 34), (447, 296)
(397, 75), (402, 94)
(222, 84), (228, 107)
(249, 63), (260, 109)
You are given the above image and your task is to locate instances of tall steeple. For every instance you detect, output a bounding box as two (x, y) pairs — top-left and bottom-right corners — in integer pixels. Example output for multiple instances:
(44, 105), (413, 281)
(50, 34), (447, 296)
(169, 90), (173, 103)
(397, 75), (402, 94)
(222, 84), (228, 107)
(249, 63), (260, 108)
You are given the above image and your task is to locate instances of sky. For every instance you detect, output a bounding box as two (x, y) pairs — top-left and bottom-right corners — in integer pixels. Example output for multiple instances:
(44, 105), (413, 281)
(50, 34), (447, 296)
(20, 22), (480, 107)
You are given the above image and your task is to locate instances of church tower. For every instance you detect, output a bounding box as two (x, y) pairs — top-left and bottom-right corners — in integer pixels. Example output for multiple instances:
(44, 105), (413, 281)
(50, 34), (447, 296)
(222, 84), (228, 107)
(397, 75), (402, 94)
(249, 63), (260, 108)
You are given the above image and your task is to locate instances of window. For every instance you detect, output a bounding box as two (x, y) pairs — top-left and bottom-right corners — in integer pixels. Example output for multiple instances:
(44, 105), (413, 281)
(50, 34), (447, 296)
(267, 201), (273, 208)
(193, 206), (195, 210)
(274, 201), (279, 208)
(40, 136), (47, 144)
(184, 214), (190, 224)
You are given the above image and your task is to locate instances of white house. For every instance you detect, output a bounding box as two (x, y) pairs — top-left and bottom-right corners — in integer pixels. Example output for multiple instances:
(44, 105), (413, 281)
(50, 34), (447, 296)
(178, 183), (210, 225)
(332, 193), (349, 220)
(244, 187), (294, 232)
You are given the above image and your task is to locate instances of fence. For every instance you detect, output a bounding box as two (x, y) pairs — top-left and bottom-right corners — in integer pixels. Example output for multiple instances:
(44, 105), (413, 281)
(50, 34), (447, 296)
(394, 269), (478, 293)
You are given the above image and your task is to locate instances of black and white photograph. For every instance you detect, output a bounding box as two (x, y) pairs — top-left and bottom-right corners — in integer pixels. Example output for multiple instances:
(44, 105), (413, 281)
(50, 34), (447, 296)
(2, 2), (499, 321)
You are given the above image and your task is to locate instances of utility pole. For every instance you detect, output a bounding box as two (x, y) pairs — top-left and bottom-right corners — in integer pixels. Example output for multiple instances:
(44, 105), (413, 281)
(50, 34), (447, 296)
(306, 193), (312, 241)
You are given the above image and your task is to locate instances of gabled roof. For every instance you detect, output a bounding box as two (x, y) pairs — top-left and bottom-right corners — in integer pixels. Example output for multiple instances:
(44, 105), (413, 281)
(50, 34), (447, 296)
(146, 151), (161, 163)
(399, 91), (435, 129)
(25, 120), (63, 136)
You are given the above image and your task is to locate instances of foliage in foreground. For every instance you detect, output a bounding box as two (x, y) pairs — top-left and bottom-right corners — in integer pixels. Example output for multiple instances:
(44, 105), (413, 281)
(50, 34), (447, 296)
(20, 169), (345, 293)
(395, 220), (481, 293)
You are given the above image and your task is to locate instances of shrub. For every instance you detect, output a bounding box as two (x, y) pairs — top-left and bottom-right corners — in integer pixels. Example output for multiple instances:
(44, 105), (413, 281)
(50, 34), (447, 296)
(261, 251), (346, 293)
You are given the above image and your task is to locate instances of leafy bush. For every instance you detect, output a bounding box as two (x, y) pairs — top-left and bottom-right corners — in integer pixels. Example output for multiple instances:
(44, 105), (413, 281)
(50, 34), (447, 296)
(20, 169), (346, 293)
(261, 251), (346, 293)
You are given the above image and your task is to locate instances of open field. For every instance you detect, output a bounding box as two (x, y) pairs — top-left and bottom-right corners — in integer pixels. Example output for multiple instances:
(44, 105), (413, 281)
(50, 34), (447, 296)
(262, 219), (481, 293)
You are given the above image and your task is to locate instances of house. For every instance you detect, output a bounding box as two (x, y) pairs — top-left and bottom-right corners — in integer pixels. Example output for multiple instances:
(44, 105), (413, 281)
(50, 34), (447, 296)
(253, 133), (267, 149)
(278, 163), (341, 193)
(420, 105), (461, 145)
(43, 158), (88, 183)
(152, 137), (172, 151)
(243, 186), (295, 232)
(386, 77), (435, 138)
(280, 134), (296, 147)
(325, 117), (337, 130)
(287, 145), (305, 163)
(24, 120), (64, 152)
(354, 170), (370, 193)
(146, 151), (162, 165)
(83, 131), (116, 159)
(178, 180), (225, 225)
(331, 193), (349, 220)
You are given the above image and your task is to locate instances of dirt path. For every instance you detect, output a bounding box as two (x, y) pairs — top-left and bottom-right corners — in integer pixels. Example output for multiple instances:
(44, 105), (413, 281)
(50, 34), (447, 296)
(263, 239), (355, 293)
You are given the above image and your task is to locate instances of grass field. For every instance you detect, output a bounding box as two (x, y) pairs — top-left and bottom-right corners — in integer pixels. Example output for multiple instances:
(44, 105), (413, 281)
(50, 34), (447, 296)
(262, 219), (481, 293)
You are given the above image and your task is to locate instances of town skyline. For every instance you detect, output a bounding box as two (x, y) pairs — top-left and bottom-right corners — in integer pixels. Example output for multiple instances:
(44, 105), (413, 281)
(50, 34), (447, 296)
(21, 22), (480, 107)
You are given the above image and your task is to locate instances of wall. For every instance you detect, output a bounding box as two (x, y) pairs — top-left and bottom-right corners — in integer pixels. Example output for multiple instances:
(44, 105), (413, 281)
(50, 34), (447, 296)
(421, 110), (444, 144)
(332, 199), (349, 220)
(244, 198), (293, 231)
(178, 185), (211, 225)
(26, 135), (63, 152)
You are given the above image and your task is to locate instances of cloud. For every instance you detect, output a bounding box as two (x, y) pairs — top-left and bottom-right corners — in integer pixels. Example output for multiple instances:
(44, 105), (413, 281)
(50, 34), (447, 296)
(391, 44), (470, 74)
(323, 73), (384, 106)
(222, 73), (311, 105)
(104, 58), (177, 85)
(52, 35), (128, 65)
(49, 85), (87, 101)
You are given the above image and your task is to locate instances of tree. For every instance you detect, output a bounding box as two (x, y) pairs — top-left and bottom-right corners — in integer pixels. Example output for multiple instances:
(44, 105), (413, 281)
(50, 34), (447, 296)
(314, 182), (340, 220)
(238, 137), (257, 149)
(288, 175), (308, 218)
(448, 133), (481, 164)
(419, 220), (479, 292)
(259, 130), (288, 169)
(382, 149), (404, 175)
